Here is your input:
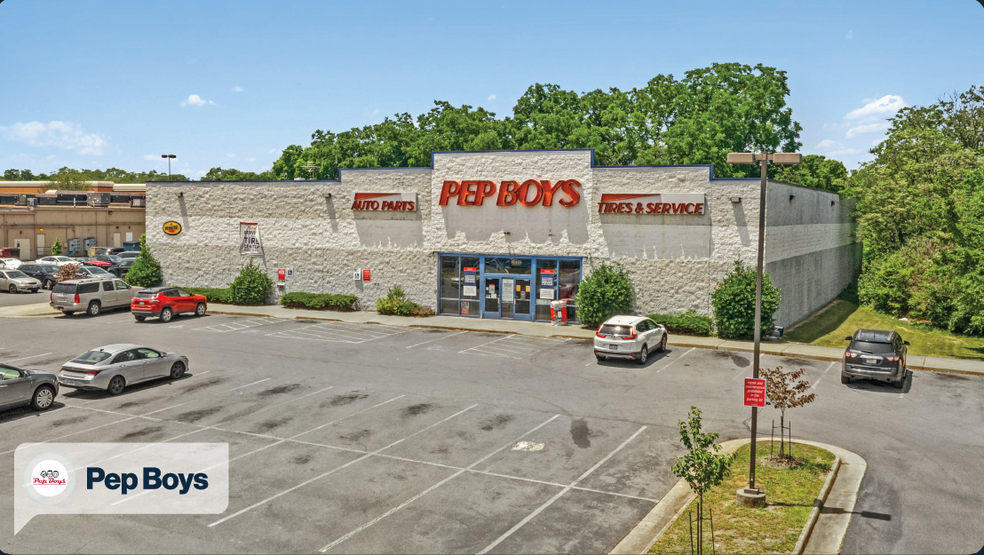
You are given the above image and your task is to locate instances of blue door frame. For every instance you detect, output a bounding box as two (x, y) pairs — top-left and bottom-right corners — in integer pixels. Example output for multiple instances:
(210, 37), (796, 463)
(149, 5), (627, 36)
(481, 273), (533, 321)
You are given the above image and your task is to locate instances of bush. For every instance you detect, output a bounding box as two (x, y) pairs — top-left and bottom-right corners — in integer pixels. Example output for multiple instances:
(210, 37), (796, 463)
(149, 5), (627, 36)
(125, 233), (163, 288)
(50, 238), (62, 256)
(575, 262), (634, 328)
(711, 260), (781, 340)
(184, 287), (233, 304)
(375, 286), (434, 317)
(647, 310), (714, 336)
(229, 260), (273, 305)
(280, 292), (358, 311)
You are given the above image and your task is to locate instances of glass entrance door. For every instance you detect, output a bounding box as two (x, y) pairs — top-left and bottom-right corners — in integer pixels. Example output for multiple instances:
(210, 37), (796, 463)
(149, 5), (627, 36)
(483, 277), (500, 318)
(515, 279), (531, 318)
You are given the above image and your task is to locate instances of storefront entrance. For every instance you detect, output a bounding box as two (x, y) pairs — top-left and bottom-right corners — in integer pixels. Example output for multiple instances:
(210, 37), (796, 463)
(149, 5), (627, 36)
(438, 254), (582, 322)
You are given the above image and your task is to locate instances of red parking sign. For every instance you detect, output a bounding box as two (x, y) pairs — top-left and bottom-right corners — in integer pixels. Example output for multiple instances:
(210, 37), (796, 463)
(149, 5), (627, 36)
(744, 378), (767, 407)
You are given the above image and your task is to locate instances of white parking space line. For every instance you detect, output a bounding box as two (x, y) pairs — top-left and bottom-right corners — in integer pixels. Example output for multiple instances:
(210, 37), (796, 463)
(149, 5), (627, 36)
(196, 318), (278, 333)
(476, 425), (647, 554)
(209, 402), (478, 529)
(459, 335), (561, 360)
(267, 322), (408, 344)
(655, 347), (695, 374)
(405, 330), (467, 349)
(317, 414), (561, 553)
(812, 361), (837, 389)
(219, 378), (271, 393)
(3, 351), (53, 363)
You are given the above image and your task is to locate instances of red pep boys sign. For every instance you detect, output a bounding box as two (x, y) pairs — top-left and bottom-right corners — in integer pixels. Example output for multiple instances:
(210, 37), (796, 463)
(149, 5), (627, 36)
(351, 193), (417, 212)
(439, 180), (582, 207)
(598, 193), (706, 215)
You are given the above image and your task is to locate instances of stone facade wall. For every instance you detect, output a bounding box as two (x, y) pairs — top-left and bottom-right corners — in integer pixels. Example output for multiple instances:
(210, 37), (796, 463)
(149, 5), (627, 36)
(146, 151), (857, 321)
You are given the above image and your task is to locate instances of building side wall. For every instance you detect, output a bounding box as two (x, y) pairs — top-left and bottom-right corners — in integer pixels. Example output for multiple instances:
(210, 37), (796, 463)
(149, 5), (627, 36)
(764, 182), (859, 327)
(0, 207), (145, 258)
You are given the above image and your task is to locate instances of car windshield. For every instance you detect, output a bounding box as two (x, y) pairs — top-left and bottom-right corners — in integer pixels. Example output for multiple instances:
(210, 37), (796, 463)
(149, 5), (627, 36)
(106, 255), (123, 263)
(70, 350), (114, 365)
(89, 268), (113, 275)
(5, 270), (28, 279)
(41, 265), (60, 272)
(599, 324), (634, 336)
(134, 290), (159, 298)
(850, 341), (896, 354)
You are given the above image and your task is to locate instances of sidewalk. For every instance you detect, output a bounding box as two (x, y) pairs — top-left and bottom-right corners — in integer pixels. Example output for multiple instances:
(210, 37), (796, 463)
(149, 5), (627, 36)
(3, 300), (983, 376)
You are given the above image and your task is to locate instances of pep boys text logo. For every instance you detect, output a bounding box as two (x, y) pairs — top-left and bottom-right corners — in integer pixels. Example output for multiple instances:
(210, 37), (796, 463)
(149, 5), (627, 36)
(25, 453), (76, 504)
(439, 180), (581, 207)
(87, 467), (209, 495)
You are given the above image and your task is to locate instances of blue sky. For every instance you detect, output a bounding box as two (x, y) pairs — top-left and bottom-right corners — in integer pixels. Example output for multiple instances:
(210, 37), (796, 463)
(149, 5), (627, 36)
(1, 0), (982, 179)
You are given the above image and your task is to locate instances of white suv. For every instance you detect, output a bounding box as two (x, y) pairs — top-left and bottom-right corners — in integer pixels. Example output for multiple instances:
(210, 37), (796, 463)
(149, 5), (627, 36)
(594, 315), (668, 364)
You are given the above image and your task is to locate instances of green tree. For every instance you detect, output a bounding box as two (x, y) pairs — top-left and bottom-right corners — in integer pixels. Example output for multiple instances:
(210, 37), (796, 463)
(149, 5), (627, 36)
(202, 167), (275, 181)
(229, 260), (272, 305)
(671, 406), (736, 555)
(773, 154), (848, 192)
(49, 238), (62, 256)
(711, 260), (782, 340)
(125, 233), (164, 287)
(575, 263), (634, 328)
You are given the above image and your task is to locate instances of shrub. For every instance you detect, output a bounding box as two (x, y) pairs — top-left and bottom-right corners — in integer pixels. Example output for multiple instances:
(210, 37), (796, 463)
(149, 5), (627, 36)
(229, 260), (273, 305)
(184, 287), (233, 304)
(280, 292), (358, 311)
(50, 238), (62, 256)
(124, 233), (163, 287)
(857, 251), (917, 317)
(575, 262), (634, 328)
(375, 286), (434, 317)
(647, 310), (714, 336)
(711, 260), (781, 340)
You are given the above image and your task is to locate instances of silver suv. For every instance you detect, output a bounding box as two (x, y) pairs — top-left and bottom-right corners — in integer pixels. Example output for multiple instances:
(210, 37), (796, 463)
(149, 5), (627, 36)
(50, 278), (136, 317)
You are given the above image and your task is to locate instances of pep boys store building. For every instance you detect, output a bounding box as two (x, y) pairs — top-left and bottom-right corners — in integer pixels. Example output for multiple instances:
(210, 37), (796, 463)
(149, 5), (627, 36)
(147, 150), (859, 327)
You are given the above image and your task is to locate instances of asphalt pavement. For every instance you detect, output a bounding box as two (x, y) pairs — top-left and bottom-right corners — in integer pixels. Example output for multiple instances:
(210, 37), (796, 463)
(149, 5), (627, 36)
(0, 311), (982, 554)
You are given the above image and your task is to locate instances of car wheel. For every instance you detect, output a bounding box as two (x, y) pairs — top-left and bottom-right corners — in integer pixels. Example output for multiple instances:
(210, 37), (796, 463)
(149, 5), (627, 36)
(107, 376), (126, 396)
(657, 334), (667, 353)
(160, 307), (173, 323)
(894, 371), (906, 389)
(841, 374), (851, 384)
(595, 354), (606, 361)
(637, 345), (648, 365)
(8, 284), (16, 294)
(134, 315), (146, 322)
(87, 301), (101, 317)
(44, 279), (54, 289)
(31, 385), (56, 411)
(195, 302), (206, 317)
(169, 361), (186, 380)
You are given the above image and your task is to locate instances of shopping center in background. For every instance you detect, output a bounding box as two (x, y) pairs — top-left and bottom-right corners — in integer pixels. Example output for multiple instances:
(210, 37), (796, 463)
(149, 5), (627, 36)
(145, 150), (859, 326)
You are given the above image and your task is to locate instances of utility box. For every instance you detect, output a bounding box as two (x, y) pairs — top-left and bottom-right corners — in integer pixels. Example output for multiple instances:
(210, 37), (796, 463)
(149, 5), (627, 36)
(0, 248), (21, 259)
(550, 300), (568, 326)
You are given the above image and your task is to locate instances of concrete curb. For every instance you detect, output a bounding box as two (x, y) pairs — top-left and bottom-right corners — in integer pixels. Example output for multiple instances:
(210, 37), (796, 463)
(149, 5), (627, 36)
(793, 454), (841, 554)
(611, 439), (850, 555)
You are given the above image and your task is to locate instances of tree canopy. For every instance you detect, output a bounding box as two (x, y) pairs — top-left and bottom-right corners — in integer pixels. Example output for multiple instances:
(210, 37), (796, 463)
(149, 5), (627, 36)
(2, 167), (189, 184)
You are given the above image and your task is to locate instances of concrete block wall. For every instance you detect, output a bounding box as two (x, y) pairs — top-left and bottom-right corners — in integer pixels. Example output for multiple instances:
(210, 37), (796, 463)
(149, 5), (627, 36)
(146, 151), (857, 322)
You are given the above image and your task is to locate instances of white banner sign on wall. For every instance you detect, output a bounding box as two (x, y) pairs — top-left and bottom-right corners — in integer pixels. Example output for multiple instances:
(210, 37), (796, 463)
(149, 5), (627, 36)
(239, 222), (262, 255)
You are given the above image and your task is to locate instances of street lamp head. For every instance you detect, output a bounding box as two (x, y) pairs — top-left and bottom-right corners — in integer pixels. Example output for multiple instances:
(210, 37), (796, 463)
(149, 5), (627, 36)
(161, 154), (176, 159)
(727, 153), (756, 165)
(771, 153), (802, 165)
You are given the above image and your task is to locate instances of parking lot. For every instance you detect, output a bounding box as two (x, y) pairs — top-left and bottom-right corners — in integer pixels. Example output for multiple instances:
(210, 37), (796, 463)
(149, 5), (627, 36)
(2, 308), (984, 554)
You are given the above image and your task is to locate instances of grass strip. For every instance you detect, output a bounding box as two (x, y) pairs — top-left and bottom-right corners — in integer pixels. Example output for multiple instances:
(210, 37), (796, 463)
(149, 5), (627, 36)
(650, 442), (834, 555)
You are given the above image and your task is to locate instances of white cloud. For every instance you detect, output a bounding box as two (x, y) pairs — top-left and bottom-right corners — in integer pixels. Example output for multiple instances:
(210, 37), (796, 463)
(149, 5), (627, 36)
(227, 153), (236, 158)
(195, 170), (207, 177)
(826, 148), (862, 157)
(815, 139), (842, 150)
(232, 86), (244, 92)
(143, 154), (158, 160)
(845, 95), (906, 120)
(180, 94), (214, 108)
(488, 94), (496, 101)
(247, 157), (255, 162)
(0, 120), (109, 155)
(268, 148), (278, 154)
(846, 122), (889, 139)
(845, 29), (854, 40)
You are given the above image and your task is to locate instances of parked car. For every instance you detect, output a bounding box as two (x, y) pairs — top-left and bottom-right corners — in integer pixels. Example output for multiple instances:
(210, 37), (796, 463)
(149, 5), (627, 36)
(91, 255), (126, 276)
(594, 315), (668, 364)
(57, 344), (188, 395)
(0, 363), (58, 411)
(118, 251), (140, 261)
(114, 256), (135, 277)
(18, 263), (62, 289)
(88, 246), (126, 257)
(131, 287), (208, 322)
(75, 265), (117, 280)
(36, 256), (78, 267)
(0, 269), (41, 293)
(0, 257), (23, 269)
(842, 329), (908, 388)
(50, 278), (136, 316)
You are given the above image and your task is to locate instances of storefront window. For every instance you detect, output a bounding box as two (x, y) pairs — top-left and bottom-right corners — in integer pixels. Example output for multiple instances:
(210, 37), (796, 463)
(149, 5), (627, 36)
(535, 259), (557, 321)
(559, 259), (581, 322)
(484, 257), (532, 275)
(440, 256), (459, 300)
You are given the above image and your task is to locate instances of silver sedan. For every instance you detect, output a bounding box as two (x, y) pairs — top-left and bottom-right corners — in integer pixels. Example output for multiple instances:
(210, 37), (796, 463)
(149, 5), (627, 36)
(0, 363), (58, 411)
(58, 344), (189, 395)
(0, 269), (42, 293)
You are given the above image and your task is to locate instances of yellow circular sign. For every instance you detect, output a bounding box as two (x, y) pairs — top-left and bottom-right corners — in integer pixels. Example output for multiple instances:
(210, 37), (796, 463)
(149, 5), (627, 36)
(162, 221), (182, 235)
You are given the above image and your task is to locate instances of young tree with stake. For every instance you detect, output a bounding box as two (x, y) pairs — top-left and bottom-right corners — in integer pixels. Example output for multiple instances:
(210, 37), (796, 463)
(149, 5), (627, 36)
(759, 366), (816, 459)
(671, 406), (736, 555)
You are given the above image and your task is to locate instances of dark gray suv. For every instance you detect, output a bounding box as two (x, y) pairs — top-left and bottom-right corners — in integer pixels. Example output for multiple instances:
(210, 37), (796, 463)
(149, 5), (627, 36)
(842, 329), (909, 388)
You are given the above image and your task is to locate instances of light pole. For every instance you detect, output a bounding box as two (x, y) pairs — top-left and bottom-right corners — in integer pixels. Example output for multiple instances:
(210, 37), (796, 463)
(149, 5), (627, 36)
(161, 154), (176, 180)
(727, 150), (801, 506)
